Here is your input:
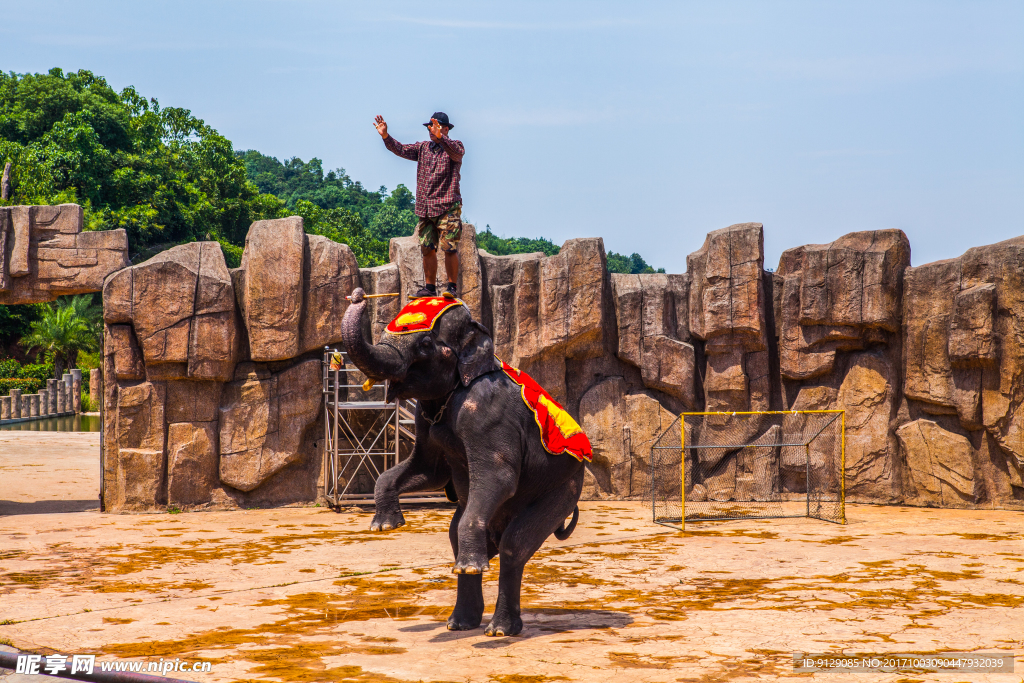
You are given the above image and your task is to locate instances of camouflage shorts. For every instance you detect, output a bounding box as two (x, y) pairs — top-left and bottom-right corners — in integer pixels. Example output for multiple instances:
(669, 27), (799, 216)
(416, 203), (462, 252)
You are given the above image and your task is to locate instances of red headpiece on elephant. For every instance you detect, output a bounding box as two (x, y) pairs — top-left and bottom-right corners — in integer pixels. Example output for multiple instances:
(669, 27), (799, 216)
(386, 297), (466, 335)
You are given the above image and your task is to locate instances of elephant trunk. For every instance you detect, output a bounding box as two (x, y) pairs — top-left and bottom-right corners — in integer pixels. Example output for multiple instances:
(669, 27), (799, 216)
(341, 288), (407, 381)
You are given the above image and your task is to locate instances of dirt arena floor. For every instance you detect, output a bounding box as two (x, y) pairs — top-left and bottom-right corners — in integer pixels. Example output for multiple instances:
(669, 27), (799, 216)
(1, 433), (1023, 682)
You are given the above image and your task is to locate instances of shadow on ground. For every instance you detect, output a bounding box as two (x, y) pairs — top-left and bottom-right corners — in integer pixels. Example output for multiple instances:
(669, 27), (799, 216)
(0, 499), (99, 515)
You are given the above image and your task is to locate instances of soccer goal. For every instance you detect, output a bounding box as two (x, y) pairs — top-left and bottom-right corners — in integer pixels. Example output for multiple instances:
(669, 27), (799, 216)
(646, 411), (845, 530)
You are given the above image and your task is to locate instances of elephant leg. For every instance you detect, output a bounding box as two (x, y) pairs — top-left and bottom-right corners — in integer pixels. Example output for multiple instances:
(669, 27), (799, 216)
(446, 506), (484, 630)
(370, 441), (449, 532)
(453, 476), (515, 574)
(485, 481), (581, 637)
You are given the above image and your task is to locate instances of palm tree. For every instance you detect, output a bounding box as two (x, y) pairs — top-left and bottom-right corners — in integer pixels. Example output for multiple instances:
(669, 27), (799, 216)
(19, 295), (101, 378)
(65, 293), (103, 341)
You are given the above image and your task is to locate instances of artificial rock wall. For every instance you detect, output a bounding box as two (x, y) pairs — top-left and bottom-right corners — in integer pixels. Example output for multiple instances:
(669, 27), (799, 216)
(0, 204), (128, 424)
(1, 204), (128, 304)
(92, 213), (1024, 511)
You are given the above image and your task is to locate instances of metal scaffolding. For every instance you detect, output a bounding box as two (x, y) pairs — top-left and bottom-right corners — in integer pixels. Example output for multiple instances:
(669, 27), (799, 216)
(322, 347), (410, 504)
(321, 347), (419, 506)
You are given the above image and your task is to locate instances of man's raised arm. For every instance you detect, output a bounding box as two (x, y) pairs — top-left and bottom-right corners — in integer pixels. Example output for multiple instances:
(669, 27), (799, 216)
(427, 118), (464, 162)
(375, 115), (419, 161)
(438, 135), (464, 163)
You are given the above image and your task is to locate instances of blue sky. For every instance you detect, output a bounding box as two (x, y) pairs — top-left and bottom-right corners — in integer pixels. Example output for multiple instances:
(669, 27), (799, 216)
(4, 1), (1022, 271)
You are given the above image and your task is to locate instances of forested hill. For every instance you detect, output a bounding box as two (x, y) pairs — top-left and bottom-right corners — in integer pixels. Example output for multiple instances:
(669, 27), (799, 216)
(0, 68), (662, 273)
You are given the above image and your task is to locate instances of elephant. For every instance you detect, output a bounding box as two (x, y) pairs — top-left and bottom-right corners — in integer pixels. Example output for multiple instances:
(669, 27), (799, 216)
(340, 288), (586, 637)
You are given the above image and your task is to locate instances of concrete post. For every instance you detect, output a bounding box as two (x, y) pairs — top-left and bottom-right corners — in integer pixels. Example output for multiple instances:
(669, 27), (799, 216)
(47, 379), (58, 414)
(11, 388), (22, 419)
(89, 368), (102, 410)
(57, 382), (66, 414)
(63, 374), (73, 413)
(1, 396), (10, 420)
(39, 390), (49, 416)
(29, 394), (39, 417)
(71, 369), (82, 413)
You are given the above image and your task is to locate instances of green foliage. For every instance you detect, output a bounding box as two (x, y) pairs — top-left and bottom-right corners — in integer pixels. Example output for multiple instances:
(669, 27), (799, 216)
(0, 378), (42, 396)
(0, 303), (45, 348)
(369, 203), (417, 242)
(217, 237), (244, 269)
(238, 150), (412, 221)
(19, 296), (100, 378)
(237, 150), (417, 250)
(607, 251), (665, 274)
(476, 226), (561, 256)
(291, 199), (389, 267)
(64, 293), (103, 341)
(0, 68), (281, 253)
(475, 228), (665, 273)
(0, 358), (19, 378)
(17, 361), (54, 382)
(76, 348), (100, 371)
(81, 391), (94, 412)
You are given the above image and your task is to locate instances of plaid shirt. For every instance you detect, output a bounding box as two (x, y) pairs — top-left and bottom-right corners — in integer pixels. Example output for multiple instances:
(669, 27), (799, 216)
(384, 135), (464, 217)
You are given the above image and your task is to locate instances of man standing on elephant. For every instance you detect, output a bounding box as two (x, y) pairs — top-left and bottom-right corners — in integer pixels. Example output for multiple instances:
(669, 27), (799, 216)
(374, 111), (464, 299)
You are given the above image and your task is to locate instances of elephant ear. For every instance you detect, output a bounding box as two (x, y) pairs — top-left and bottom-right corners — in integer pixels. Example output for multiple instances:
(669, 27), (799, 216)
(456, 320), (499, 386)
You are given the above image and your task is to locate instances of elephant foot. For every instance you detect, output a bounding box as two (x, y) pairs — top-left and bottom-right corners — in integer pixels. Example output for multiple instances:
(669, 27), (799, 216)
(370, 508), (405, 531)
(484, 613), (523, 637)
(453, 554), (489, 574)
(446, 609), (482, 631)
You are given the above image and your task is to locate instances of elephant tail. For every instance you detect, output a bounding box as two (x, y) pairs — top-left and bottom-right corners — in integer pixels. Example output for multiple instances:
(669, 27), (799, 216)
(554, 506), (579, 541)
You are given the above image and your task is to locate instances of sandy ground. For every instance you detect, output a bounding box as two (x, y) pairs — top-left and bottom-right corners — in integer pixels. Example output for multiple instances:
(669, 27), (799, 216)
(1, 436), (1023, 682)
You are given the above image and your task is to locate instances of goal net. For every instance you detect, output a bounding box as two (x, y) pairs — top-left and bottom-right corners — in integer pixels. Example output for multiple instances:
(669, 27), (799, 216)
(646, 411), (845, 530)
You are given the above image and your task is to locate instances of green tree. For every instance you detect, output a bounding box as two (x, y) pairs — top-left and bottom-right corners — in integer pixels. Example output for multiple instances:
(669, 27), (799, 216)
(65, 293), (103, 341)
(236, 151), (392, 223)
(291, 200), (389, 267)
(476, 225), (561, 256)
(0, 68), (281, 254)
(607, 251), (665, 274)
(0, 303), (45, 349)
(383, 183), (415, 212)
(19, 295), (100, 378)
(369, 203), (417, 242)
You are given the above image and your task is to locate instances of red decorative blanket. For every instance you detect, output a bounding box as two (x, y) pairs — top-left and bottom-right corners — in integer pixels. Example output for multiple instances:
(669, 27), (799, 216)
(500, 360), (593, 463)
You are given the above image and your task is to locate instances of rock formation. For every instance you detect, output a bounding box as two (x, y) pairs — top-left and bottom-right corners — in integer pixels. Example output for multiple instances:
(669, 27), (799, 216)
(0, 202), (1011, 511)
(900, 236), (1024, 507)
(101, 224), (346, 511)
(103, 241), (241, 382)
(688, 223), (772, 413)
(0, 204), (129, 304)
(774, 230), (910, 502)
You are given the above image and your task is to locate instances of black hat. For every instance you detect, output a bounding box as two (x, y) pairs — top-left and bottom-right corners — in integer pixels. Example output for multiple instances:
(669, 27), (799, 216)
(423, 111), (453, 130)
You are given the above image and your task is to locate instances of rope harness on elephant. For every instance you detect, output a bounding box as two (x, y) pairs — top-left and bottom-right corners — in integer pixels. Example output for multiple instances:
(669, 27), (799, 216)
(421, 383), (458, 425)
(420, 363), (504, 426)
